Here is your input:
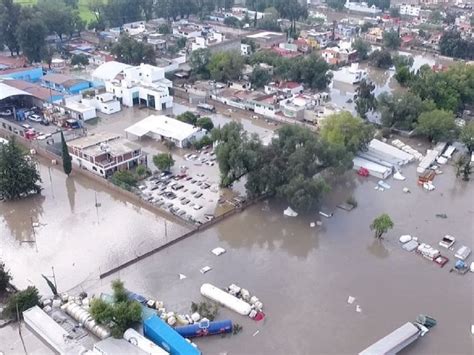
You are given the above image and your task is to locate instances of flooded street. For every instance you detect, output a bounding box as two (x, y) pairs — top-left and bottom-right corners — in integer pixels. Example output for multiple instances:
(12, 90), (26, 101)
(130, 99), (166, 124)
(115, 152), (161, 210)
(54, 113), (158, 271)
(67, 161), (473, 355)
(0, 157), (190, 293)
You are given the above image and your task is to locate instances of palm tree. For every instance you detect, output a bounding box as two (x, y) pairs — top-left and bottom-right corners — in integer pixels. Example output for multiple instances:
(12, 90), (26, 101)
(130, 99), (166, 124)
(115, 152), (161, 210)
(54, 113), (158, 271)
(370, 214), (394, 239)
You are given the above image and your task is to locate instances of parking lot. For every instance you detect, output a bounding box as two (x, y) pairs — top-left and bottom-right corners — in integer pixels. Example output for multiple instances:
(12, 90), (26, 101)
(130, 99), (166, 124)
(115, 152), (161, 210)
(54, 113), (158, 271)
(137, 148), (241, 225)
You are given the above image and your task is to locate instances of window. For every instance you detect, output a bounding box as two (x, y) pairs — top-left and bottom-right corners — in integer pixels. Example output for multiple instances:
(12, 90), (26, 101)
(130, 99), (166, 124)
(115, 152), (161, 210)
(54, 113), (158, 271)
(92, 167), (97, 171)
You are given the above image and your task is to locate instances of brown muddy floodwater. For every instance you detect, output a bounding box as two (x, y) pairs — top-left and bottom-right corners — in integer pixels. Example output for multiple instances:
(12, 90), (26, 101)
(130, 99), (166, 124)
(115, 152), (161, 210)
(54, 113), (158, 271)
(0, 157), (190, 293)
(68, 161), (472, 355)
(1, 154), (473, 354)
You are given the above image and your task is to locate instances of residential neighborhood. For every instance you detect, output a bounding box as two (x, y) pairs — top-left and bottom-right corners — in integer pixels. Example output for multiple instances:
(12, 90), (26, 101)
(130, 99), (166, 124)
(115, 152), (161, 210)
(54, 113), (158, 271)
(0, 0), (473, 354)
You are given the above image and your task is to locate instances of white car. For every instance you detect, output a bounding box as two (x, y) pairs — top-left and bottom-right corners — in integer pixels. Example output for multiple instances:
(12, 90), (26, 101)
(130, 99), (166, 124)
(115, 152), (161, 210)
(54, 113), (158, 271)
(28, 114), (42, 123)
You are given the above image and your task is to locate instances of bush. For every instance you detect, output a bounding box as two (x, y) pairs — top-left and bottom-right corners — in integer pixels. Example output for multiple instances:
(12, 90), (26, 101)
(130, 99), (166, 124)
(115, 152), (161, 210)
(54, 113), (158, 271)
(111, 171), (138, 190)
(0, 262), (12, 293)
(3, 286), (40, 320)
(135, 165), (147, 178)
(193, 135), (213, 150)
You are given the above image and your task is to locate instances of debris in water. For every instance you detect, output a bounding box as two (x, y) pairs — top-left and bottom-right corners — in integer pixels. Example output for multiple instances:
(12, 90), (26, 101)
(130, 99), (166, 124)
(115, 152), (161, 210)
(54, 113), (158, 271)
(393, 171), (406, 181)
(435, 213), (447, 219)
(403, 187), (410, 193)
(316, 221), (323, 226)
(211, 247), (226, 256)
(356, 305), (362, 313)
(200, 266), (212, 274)
(179, 274), (187, 280)
(252, 330), (260, 337)
(32, 222), (40, 228)
(471, 325), (474, 335)
(347, 296), (355, 304)
(283, 207), (298, 217)
(310, 222), (316, 228)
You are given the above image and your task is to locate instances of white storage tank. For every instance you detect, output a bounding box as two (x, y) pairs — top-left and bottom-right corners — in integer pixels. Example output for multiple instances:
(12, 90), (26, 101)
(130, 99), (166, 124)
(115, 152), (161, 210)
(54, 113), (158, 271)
(200, 283), (251, 316)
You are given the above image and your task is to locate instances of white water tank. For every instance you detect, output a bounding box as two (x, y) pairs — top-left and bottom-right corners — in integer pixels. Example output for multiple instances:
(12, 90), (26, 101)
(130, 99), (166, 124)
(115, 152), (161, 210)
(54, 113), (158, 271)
(200, 283), (251, 316)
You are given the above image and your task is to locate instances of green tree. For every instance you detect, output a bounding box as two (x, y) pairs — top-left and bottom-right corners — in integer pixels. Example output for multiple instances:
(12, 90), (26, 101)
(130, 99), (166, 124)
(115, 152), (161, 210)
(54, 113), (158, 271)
(71, 54), (90, 66)
(326, 0), (345, 10)
(158, 23), (171, 34)
(389, 7), (400, 18)
(61, 131), (72, 176)
(0, 0), (21, 56)
(383, 30), (401, 50)
(320, 111), (374, 154)
(250, 66), (272, 88)
(189, 48), (211, 79)
(138, 0), (155, 21)
(394, 66), (412, 86)
(193, 135), (213, 150)
(392, 54), (414, 69)
(370, 214), (394, 239)
(415, 109), (458, 142)
(208, 51), (244, 82)
(429, 10), (443, 24)
(224, 16), (241, 28)
(377, 92), (436, 130)
(369, 49), (393, 69)
(111, 34), (156, 65)
(0, 139), (42, 200)
(354, 79), (377, 119)
(3, 286), (40, 320)
(101, 0), (143, 27)
(196, 117), (214, 131)
(90, 280), (141, 338)
(460, 122), (474, 153)
(353, 38), (370, 60)
(439, 30), (474, 60)
(16, 18), (48, 63)
(153, 153), (174, 171)
(37, 0), (76, 41)
(176, 111), (198, 125)
(285, 54), (332, 90)
(111, 171), (137, 190)
(135, 165), (147, 178)
(0, 262), (12, 293)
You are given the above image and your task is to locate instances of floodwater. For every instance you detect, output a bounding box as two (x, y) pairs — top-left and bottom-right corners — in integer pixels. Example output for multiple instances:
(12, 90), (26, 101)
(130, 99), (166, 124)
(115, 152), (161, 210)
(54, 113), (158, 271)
(68, 159), (473, 355)
(0, 157), (190, 293)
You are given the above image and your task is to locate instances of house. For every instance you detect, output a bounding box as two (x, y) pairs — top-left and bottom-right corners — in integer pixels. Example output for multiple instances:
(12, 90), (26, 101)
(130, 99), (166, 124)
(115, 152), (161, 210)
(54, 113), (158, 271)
(363, 27), (384, 44)
(264, 82), (304, 96)
(241, 43), (252, 56)
(322, 41), (358, 65)
(62, 98), (97, 122)
(147, 33), (167, 51)
(332, 63), (368, 85)
(42, 73), (92, 94)
(68, 132), (145, 178)
(173, 24), (202, 39)
(125, 115), (206, 148)
(245, 31), (286, 48)
(251, 95), (280, 118)
(305, 30), (333, 49)
(82, 93), (121, 115)
(94, 62), (173, 111)
(399, 4), (421, 17)
(0, 66), (43, 83)
(191, 31), (225, 51)
(227, 80), (251, 91)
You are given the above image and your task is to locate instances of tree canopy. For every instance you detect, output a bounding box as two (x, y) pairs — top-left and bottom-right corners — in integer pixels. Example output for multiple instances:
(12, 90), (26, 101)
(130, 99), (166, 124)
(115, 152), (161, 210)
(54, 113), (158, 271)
(369, 50), (393, 69)
(415, 109), (458, 142)
(208, 51), (245, 82)
(439, 30), (474, 60)
(460, 122), (474, 153)
(320, 112), (375, 154)
(111, 34), (156, 65)
(354, 79), (377, 119)
(90, 280), (142, 338)
(213, 121), (369, 212)
(153, 153), (175, 171)
(352, 38), (370, 60)
(61, 131), (72, 176)
(196, 117), (214, 131)
(0, 139), (42, 200)
(250, 66), (272, 88)
(383, 30), (401, 50)
(3, 286), (40, 320)
(370, 214), (394, 239)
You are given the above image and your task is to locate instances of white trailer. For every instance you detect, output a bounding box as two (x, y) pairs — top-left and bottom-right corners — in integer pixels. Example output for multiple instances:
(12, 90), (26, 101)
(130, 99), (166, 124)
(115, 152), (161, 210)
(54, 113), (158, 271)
(94, 338), (148, 355)
(359, 322), (423, 355)
(200, 283), (251, 316)
(353, 156), (392, 179)
(123, 328), (169, 355)
(368, 139), (414, 165)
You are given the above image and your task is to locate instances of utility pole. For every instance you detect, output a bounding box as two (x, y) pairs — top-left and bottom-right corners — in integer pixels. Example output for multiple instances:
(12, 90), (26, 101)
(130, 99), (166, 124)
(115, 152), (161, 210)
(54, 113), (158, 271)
(16, 303), (27, 355)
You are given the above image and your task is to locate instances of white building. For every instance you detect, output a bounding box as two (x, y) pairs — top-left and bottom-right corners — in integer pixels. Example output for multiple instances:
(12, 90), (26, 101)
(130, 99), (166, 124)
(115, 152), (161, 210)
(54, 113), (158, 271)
(173, 24), (202, 39)
(241, 43), (251, 56)
(400, 4), (421, 17)
(83, 93), (121, 115)
(68, 132), (145, 178)
(191, 32), (225, 51)
(264, 81), (304, 96)
(63, 100), (97, 122)
(94, 62), (173, 111)
(332, 63), (368, 85)
(125, 115), (206, 148)
(344, 1), (382, 15)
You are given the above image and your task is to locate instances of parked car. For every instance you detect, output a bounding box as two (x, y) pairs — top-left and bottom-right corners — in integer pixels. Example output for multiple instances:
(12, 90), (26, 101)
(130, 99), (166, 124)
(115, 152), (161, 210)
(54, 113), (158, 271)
(40, 119), (50, 126)
(28, 114), (42, 123)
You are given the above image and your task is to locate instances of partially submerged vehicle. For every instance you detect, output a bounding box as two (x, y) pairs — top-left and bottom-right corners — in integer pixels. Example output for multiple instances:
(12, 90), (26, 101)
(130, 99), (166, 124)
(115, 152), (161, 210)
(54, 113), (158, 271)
(439, 235), (456, 249)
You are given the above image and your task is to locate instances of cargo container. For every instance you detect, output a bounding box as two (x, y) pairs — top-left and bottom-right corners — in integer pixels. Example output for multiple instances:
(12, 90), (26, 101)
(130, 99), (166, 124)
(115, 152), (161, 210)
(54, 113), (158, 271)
(143, 315), (201, 355)
(174, 319), (233, 338)
(124, 328), (169, 355)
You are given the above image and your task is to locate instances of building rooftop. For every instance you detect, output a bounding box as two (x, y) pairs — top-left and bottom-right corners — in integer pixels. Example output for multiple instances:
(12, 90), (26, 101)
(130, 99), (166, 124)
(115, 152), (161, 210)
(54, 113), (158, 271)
(0, 66), (40, 76)
(69, 132), (141, 157)
(64, 101), (95, 113)
(247, 31), (283, 39)
(0, 82), (33, 100)
(42, 73), (88, 88)
(92, 61), (132, 81)
(125, 115), (202, 142)
(0, 55), (27, 69)
(4, 79), (62, 101)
